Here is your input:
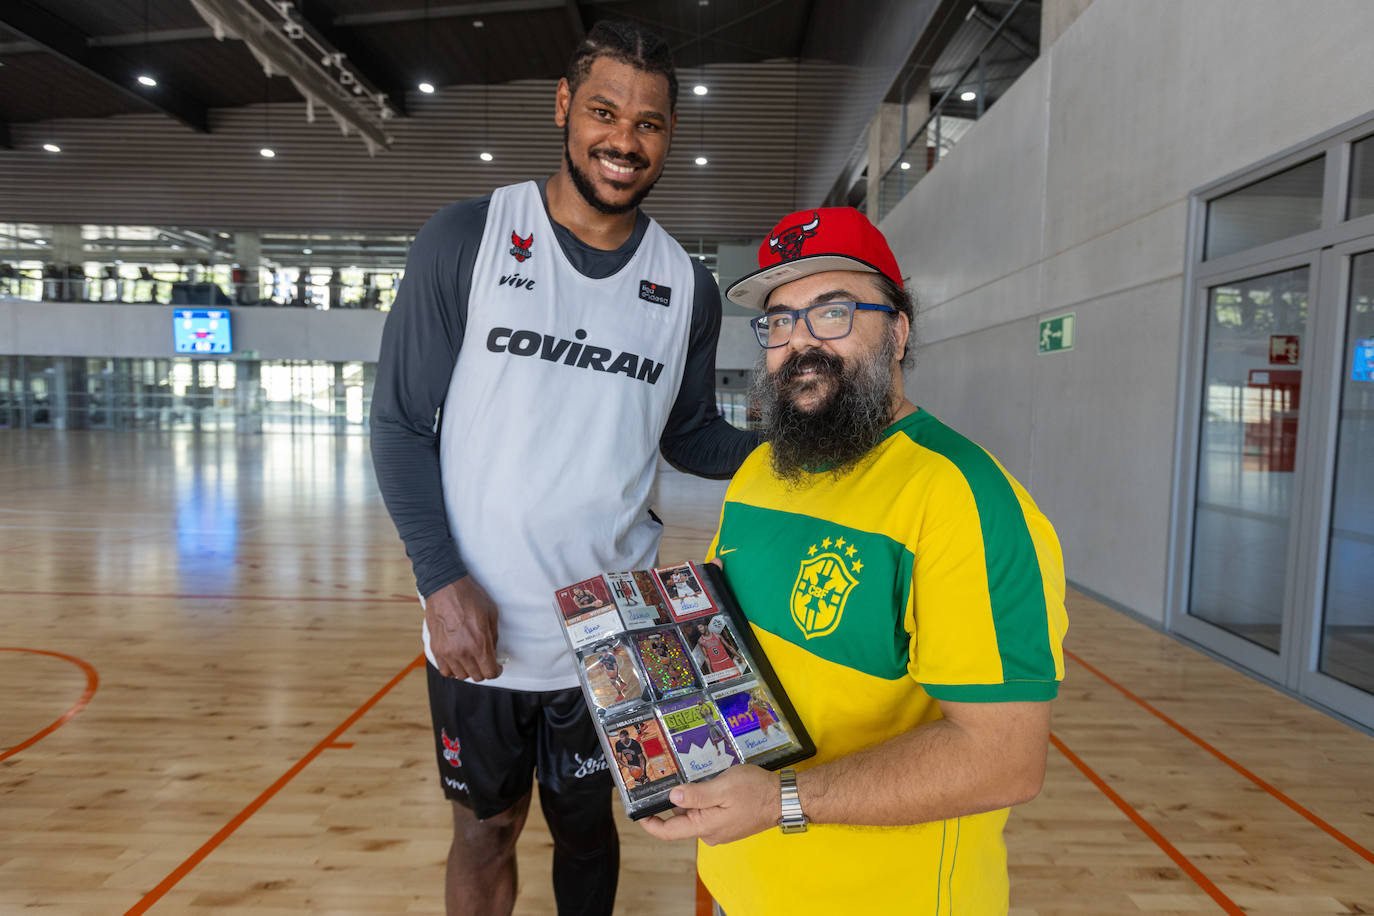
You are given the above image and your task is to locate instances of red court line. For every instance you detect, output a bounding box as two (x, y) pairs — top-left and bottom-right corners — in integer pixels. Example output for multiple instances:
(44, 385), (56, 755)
(123, 655), (425, 916)
(0, 589), (412, 604)
(1050, 733), (1244, 915)
(695, 875), (712, 916)
(1066, 648), (1374, 866)
(0, 648), (99, 762)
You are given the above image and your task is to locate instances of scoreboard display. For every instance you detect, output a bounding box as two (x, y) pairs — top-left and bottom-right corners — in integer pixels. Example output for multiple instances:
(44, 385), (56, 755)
(173, 309), (232, 355)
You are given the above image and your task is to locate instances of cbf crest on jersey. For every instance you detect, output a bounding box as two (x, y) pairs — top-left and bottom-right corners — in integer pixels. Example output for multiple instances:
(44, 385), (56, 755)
(790, 535), (861, 640)
(509, 231), (533, 263)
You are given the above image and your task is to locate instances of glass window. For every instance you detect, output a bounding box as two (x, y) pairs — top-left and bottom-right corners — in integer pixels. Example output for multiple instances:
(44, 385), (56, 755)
(1188, 267), (1310, 652)
(1349, 134), (1374, 221)
(1319, 250), (1374, 695)
(1205, 156), (1324, 260)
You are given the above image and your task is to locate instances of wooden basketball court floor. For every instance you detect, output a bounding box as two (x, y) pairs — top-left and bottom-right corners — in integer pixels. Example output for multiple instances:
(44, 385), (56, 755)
(2, 429), (1372, 915)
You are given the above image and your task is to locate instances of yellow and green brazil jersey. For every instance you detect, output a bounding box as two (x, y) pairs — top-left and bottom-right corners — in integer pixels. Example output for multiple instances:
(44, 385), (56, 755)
(698, 409), (1067, 916)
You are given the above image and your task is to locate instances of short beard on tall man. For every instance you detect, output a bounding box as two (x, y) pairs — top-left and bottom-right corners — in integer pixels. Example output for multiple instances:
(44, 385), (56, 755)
(751, 325), (898, 485)
(563, 124), (658, 216)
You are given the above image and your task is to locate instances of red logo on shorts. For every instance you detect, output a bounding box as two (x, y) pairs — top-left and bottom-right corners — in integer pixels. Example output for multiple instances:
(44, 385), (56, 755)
(441, 729), (462, 768)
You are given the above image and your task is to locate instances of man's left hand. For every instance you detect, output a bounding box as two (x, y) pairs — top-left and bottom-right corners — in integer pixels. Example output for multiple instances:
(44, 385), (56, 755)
(637, 765), (780, 846)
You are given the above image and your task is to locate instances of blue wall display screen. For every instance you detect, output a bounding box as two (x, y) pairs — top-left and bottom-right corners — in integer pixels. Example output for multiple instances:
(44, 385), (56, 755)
(173, 309), (232, 355)
(1354, 338), (1374, 382)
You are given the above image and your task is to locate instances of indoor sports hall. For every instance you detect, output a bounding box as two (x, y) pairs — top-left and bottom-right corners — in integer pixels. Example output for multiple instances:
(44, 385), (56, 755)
(3, 2), (1373, 914)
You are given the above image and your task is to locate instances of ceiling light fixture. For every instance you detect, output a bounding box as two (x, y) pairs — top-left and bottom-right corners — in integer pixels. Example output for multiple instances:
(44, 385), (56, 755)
(695, 156), (708, 166)
(43, 143), (62, 153)
(693, 84), (708, 96)
(900, 161), (911, 170)
(137, 74), (158, 87)
(418, 81), (435, 94)
(960, 90), (977, 102)
(303, 248), (313, 255)
(259, 147), (276, 158)
(479, 151), (493, 162)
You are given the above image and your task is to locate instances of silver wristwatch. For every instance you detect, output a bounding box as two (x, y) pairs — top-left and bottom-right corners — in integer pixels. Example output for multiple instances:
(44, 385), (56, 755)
(778, 767), (808, 834)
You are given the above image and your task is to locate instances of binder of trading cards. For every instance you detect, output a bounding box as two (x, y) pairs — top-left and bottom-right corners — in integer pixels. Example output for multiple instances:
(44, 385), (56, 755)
(553, 561), (815, 819)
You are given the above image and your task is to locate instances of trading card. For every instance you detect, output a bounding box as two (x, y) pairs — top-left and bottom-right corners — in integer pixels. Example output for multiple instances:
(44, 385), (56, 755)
(657, 695), (741, 780)
(682, 613), (751, 685)
(580, 638), (644, 712)
(630, 627), (700, 700)
(712, 681), (796, 760)
(604, 711), (683, 803)
(653, 562), (717, 622)
(555, 575), (623, 649)
(606, 570), (661, 629)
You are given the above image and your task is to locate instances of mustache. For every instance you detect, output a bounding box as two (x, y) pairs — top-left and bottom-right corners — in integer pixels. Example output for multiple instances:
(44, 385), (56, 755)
(589, 146), (650, 169)
(775, 349), (844, 386)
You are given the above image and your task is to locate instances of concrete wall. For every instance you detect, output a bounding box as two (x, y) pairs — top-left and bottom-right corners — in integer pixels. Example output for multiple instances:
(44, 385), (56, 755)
(0, 301), (385, 363)
(881, 0), (1374, 622)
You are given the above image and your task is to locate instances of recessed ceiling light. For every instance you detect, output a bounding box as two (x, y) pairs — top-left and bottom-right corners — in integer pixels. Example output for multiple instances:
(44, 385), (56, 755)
(137, 74), (157, 87)
(960, 90), (977, 102)
(695, 156), (708, 166)
(418, 82), (435, 94)
(693, 84), (708, 96)
(43, 142), (62, 153)
(900, 161), (911, 170)
(473, 19), (484, 27)
(479, 151), (493, 162)
(259, 147), (276, 158)
(303, 248), (313, 255)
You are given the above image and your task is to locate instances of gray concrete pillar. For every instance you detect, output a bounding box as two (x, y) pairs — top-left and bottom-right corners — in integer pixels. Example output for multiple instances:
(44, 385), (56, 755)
(866, 85), (931, 222)
(234, 232), (262, 304)
(235, 361), (262, 434)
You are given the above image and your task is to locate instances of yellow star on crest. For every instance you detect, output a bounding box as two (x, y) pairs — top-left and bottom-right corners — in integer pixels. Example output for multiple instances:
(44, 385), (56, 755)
(835, 537), (846, 549)
(821, 537), (831, 549)
(846, 544), (857, 557)
(853, 559), (863, 573)
(808, 544), (817, 556)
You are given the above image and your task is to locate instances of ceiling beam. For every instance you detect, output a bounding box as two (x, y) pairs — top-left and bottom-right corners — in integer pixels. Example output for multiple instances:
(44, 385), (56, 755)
(334, 0), (565, 27)
(0, 1), (210, 132)
(287, 0), (409, 114)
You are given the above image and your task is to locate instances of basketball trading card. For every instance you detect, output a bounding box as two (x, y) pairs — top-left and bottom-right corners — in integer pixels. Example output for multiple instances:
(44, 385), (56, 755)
(630, 627), (700, 700)
(555, 575), (623, 649)
(604, 711), (683, 804)
(580, 638), (645, 712)
(657, 694), (741, 780)
(606, 570), (660, 629)
(653, 562), (717, 622)
(712, 680), (796, 761)
(682, 613), (751, 685)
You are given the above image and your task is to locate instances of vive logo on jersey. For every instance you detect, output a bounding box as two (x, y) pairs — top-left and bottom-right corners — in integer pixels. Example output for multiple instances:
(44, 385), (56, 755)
(443, 776), (468, 793)
(509, 231), (533, 263)
(498, 273), (536, 291)
(486, 326), (665, 385)
(572, 751), (610, 780)
(440, 729), (462, 768)
(638, 280), (671, 307)
(790, 534), (862, 640)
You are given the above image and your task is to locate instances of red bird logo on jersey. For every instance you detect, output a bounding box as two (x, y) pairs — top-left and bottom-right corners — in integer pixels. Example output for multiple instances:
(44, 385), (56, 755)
(441, 729), (462, 768)
(509, 231), (533, 263)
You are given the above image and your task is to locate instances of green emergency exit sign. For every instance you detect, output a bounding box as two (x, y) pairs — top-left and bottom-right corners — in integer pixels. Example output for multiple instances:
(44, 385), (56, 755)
(1038, 313), (1075, 354)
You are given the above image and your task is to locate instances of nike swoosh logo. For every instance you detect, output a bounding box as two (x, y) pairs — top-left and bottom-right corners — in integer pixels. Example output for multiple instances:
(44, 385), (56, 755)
(717, 547), (739, 555)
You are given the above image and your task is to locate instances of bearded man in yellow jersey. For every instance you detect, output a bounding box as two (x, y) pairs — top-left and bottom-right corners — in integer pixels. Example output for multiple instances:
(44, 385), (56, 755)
(640, 207), (1069, 916)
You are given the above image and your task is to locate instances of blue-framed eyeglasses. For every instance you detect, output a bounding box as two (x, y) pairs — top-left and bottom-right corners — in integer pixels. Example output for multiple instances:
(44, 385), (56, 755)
(749, 301), (897, 349)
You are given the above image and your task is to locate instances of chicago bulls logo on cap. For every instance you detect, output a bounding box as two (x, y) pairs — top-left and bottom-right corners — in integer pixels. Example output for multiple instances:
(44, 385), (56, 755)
(767, 212), (820, 261)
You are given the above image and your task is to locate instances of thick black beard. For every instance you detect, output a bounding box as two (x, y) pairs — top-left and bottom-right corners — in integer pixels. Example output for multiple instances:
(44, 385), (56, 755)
(751, 332), (898, 486)
(563, 125), (658, 216)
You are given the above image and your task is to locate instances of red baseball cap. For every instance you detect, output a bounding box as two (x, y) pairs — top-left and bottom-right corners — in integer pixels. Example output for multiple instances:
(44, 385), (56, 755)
(724, 206), (904, 310)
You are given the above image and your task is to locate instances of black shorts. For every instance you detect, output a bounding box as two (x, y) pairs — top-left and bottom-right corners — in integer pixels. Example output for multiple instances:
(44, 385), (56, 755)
(426, 663), (613, 819)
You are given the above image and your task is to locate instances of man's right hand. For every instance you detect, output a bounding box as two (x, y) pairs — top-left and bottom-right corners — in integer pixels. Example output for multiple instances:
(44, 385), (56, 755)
(425, 577), (503, 681)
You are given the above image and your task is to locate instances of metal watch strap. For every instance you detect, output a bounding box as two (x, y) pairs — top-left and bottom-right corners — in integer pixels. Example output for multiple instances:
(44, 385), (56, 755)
(778, 767), (808, 834)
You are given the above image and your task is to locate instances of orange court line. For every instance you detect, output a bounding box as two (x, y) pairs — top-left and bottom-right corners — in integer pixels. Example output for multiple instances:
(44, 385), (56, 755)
(0, 647), (99, 762)
(0, 588), (412, 604)
(1050, 732), (1245, 915)
(122, 654), (425, 916)
(1066, 648), (1374, 866)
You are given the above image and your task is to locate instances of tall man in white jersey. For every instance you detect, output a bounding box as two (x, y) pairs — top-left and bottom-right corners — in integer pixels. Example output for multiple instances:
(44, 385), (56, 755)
(370, 20), (758, 916)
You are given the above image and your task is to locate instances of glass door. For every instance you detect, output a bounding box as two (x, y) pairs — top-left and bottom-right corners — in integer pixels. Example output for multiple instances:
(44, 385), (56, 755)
(1176, 258), (1318, 680)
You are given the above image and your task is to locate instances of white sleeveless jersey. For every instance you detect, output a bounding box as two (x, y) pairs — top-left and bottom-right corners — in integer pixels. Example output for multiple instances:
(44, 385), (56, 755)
(423, 181), (697, 690)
